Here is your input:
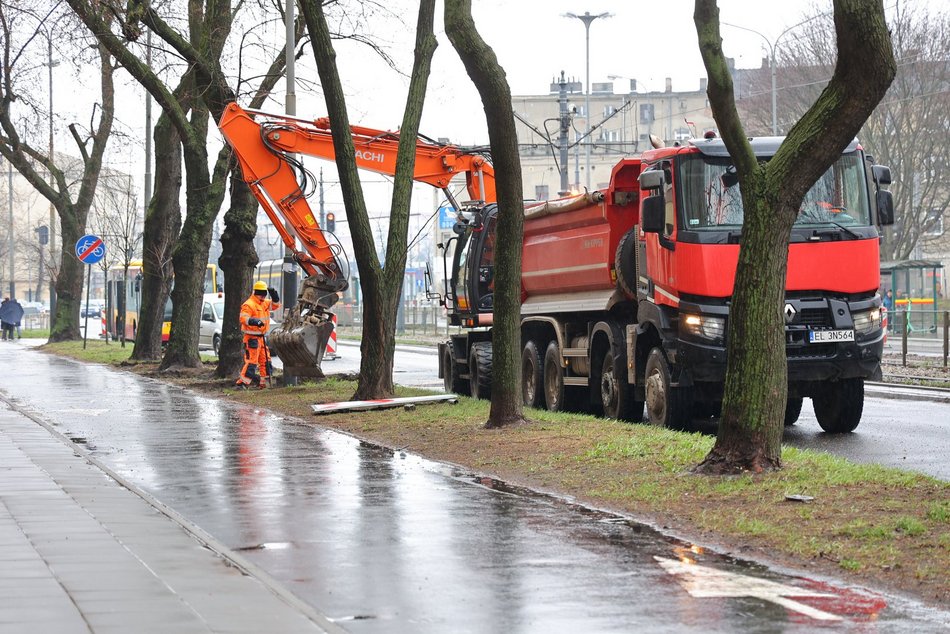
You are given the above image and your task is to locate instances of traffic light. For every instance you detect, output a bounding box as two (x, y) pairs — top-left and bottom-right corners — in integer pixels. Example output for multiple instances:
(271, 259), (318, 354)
(325, 212), (335, 233)
(35, 225), (49, 245)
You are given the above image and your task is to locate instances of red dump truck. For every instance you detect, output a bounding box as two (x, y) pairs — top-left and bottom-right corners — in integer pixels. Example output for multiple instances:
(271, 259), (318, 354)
(437, 134), (894, 433)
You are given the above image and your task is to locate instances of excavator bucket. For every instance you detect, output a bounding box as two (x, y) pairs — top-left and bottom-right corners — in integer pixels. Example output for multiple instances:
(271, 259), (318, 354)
(269, 314), (334, 378)
(268, 274), (342, 378)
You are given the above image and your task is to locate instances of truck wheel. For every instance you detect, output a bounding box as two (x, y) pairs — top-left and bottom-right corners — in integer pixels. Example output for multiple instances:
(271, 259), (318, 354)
(522, 340), (544, 408)
(543, 340), (566, 411)
(600, 349), (643, 421)
(784, 397), (804, 426)
(442, 345), (469, 395)
(614, 228), (638, 298)
(644, 347), (693, 430)
(212, 334), (221, 357)
(812, 378), (863, 433)
(469, 341), (493, 400)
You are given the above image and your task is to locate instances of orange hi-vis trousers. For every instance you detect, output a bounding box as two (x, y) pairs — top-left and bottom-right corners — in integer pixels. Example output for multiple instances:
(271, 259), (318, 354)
(237, 334), (271, 387)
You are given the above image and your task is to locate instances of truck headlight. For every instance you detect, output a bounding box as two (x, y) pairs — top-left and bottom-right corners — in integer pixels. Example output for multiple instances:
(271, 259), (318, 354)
(681, 313), (726, 341)
(853, 308), (881, 335)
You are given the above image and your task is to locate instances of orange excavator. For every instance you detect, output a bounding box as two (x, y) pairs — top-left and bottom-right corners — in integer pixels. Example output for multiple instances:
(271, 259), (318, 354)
(217, 102), (496, 377)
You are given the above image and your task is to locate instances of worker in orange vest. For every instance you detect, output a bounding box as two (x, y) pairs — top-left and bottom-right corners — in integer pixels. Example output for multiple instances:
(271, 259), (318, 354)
(236, 281), (281, 388)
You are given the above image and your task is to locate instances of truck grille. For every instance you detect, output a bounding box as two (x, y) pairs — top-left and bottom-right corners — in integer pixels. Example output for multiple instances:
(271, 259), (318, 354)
(796, 308), (831, 327)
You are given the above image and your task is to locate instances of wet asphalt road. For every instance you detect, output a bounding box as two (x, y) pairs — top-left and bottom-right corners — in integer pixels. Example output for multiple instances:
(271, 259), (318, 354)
(4, 343), (948, 632)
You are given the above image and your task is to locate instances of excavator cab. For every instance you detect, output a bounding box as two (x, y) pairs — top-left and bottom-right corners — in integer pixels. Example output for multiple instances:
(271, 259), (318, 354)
(445, 205), (497, 326)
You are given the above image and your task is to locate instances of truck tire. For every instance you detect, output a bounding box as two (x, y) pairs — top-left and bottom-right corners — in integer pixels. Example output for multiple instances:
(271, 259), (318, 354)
(469, 341), (493, 400)
(212, 334), (221, 357)
(442, 345), (469, 396)
(521, 340), (544, 408)
(600, 349), (643, 421)
(784, 397), (804, 426)
(614, 228), (638, 299)
(813, 378), (863, 433)
(543, 340), (566, 411)
(644, 347), (693, 430)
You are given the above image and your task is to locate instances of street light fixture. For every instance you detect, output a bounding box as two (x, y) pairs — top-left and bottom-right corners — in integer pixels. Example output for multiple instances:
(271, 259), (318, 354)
(722, 15), (822, 135)
(564, 11), (611, 190)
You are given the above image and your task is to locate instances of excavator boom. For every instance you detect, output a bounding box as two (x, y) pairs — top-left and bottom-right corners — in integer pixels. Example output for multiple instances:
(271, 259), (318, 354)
(218, 102), (496, 376)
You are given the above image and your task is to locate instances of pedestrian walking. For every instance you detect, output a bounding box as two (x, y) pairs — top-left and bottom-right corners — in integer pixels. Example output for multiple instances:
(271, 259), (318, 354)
(236, 282), (281, 388)
(12, 298), (23, 339)
(0, 297), (23, 341)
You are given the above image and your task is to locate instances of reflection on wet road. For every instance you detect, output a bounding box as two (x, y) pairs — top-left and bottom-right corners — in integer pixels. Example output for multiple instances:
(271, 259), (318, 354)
(4, 346), (946, 632)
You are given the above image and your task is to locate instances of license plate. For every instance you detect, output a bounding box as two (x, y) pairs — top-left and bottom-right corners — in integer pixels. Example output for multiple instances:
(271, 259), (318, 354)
(809, 329), (855, 343)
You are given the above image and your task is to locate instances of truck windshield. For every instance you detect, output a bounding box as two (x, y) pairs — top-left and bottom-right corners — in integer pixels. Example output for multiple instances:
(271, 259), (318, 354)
(677, 151), (871, 230)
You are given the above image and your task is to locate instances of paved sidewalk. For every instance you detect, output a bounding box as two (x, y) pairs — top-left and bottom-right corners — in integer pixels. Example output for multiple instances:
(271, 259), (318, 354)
(0, 402), (337, 634)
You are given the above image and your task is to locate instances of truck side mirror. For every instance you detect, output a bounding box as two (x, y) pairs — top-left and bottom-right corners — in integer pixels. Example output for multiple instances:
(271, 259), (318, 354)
(876, 190), (895, 226)
(638, 170), (665, 190)
(871, 164), (892, 186)
(641, 195), (665, 233)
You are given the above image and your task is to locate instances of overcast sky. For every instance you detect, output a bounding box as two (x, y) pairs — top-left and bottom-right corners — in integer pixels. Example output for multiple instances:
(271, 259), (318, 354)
(303, 0), (861, 143)
(51, 0), (939, 244)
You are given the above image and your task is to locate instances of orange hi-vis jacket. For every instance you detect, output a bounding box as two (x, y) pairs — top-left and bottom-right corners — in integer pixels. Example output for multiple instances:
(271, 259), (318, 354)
(240, 294), (280, 335)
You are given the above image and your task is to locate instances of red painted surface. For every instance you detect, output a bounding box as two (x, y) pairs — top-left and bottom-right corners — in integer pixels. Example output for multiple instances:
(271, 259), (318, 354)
(787, 578), (888, 623)
(521, 160), (643, 298)
(659, 239), (882, 299)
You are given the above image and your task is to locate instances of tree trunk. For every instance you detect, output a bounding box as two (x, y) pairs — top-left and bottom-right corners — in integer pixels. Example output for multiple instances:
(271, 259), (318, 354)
(445, 0), (525, 427)
(159, 139), (228, 371)
(215, 169), (258, 378)
(132, 111), (181, 360)
(353, 286), (397, 398)
(49, 206), (86, 342)
(300, 0), (436, 399)
(693, 0), (896, 474)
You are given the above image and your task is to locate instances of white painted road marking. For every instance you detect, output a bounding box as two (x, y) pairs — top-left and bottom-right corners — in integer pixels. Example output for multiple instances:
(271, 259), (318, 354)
(655, 556), (843, 622)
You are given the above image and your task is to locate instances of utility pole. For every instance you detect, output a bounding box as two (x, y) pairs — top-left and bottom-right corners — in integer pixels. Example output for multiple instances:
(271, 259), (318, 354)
(47, 36), (57, 316)
(282, 0), (299, 386)
(144, 31), (153, 214)
(319, 167), (325, 226)
(557, 72), (571, 196)
(7, 160), (14, 299)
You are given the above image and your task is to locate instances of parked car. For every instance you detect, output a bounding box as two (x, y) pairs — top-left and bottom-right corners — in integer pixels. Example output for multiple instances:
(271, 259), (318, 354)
(199, 293), (225, 355)
(79, 304), (104, 339)
(21, 301), (48, 314)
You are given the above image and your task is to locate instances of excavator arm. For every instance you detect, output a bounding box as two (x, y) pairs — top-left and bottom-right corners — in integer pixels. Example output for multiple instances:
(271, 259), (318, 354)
(217, 102), (496, 376)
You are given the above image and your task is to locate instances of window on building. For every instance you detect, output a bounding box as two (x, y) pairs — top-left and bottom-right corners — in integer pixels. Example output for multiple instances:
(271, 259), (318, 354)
(925, 207), (944, 236)
(640, 103), (654, 124)
(535, 184), (550, 201)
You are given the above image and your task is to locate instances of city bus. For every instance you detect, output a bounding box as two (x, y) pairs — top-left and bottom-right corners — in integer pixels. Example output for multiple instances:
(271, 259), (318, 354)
(105, 260), (220, 343)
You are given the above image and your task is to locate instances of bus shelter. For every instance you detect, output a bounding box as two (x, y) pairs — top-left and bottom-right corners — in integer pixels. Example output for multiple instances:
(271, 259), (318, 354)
(880, 259), (944, 333)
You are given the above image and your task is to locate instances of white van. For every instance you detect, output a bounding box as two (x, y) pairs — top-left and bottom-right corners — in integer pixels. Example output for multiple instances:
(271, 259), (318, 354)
(199, 293), (225, 355)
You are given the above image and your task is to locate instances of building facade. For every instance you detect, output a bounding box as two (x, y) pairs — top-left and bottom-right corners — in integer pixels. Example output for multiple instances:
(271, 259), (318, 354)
(512, 75), (717, 201)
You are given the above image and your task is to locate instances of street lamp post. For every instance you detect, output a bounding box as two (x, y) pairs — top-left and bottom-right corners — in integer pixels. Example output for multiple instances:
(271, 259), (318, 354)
(46, 35), (59, 314)
(564, 11), (611, 190)
(723, 16), (822, 135)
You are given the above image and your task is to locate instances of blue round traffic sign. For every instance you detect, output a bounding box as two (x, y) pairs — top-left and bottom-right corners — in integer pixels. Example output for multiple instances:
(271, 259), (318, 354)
(75, 234), (106, 265)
